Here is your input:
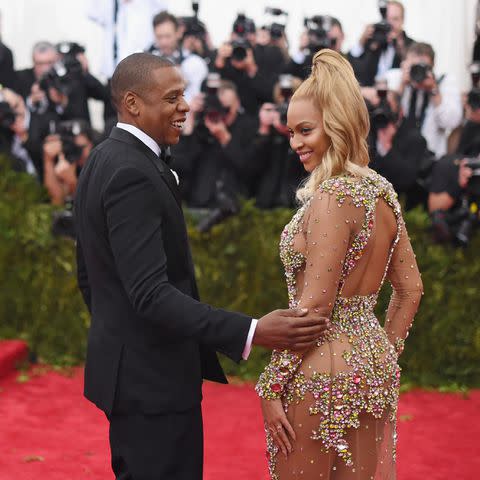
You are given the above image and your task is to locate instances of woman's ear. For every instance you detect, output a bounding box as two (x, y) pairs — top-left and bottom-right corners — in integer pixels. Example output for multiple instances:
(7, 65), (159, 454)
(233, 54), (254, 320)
(124, 91), (140, 116)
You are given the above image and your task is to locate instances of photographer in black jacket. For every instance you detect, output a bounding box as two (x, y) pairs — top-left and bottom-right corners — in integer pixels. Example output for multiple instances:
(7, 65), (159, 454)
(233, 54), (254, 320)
(349, 1), (413, 86)
(367, 85), (433, 209)
(16, 41), (108, 125)
(251, 75), (307, 208)
(213, 14), (285, 115)
(172, 78), (258, 208)
(428, 91), (480, 244)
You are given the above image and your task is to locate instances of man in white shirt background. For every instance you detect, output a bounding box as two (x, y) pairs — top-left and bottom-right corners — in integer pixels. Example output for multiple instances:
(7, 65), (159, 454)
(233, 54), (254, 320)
(146, 10), (208, 104)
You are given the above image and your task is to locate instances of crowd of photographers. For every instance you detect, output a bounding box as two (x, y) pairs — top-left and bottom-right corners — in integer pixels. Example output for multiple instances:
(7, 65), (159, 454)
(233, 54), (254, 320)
(1, 0), (480, 245)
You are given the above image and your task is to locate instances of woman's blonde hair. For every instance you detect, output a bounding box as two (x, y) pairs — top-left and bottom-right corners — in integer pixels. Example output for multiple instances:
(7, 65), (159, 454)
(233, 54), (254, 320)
(293, 49), (371, 204)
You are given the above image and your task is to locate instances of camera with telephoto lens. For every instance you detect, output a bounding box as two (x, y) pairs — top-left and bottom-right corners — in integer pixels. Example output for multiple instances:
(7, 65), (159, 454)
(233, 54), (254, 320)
(52, 196), (76, 239)
(303, 16), (336, 58)
(181, 1), (207, 39)
(197, 180), (240, 232)
(265, 7), (288, 40)
(409, 62), (432, 84)
(369, 0), (392, 51)
(39, 42), (84, 97)
(231, 13), (255, 61)
(467, 88), (480, 111)
(50, 120), (86, 164)
(453, 158), (480, 247)
(277, 74), (293, 125)
(203, 73), (229, 124)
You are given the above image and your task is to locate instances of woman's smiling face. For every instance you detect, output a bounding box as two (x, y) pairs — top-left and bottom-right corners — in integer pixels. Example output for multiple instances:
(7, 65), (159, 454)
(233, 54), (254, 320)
(287, 98), (330, 173)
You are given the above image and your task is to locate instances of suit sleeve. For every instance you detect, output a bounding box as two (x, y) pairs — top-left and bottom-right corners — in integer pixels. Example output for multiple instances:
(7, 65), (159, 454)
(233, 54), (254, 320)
(76, 238), (92, 314)
(103, 166), (251, 362)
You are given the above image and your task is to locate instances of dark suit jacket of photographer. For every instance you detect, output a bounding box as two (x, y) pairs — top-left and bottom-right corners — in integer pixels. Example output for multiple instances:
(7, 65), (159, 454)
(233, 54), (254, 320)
(75, 127), (251, 415)
(171, 112), (258, 207)
(349, 32), (414, 87)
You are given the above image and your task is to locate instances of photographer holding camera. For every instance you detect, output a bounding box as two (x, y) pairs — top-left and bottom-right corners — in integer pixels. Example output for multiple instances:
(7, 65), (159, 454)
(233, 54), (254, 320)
(214, 14), (284, 115)
(146, 11), (208, 104)
(0, 87), (39, 177)
(349, 1), (413, 87)
(251, 75), (307, 208)
(399, 42), (463, 159)
(16, 41), (108, 125)
(172, 78), (257, 209)
(286, 16), (345, 80)
(42, 119), (94, 206)
(428, 90), (480, 245)
(367, 86), (432, 209)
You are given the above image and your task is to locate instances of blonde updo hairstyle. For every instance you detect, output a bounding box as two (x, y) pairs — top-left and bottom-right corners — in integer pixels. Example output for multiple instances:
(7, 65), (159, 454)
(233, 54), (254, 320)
(294, 49), (371, 204)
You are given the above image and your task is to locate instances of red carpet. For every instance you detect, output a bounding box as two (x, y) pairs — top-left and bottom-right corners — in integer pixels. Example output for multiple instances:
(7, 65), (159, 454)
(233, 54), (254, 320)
(0, 367), (478, 480)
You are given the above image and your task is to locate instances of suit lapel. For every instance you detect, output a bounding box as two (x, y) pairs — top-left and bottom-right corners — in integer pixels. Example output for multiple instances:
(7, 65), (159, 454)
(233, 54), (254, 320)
(109, 127), (182, 207)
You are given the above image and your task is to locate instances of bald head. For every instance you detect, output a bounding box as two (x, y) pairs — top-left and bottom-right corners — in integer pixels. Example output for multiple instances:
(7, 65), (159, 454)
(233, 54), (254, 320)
(110, 53), (175, 112)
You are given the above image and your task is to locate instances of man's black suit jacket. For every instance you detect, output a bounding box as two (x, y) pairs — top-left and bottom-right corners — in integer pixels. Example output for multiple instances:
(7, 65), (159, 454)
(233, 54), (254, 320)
(75, 127), (251, 416)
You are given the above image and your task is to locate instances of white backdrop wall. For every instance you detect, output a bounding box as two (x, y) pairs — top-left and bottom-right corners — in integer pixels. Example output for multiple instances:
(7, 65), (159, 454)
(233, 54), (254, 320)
(0, 0), (477, 127)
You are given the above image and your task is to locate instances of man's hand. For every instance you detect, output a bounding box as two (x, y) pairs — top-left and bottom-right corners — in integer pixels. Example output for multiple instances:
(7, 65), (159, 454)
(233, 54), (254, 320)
(258, 103), (279, 135)
(261, 398), (295, 457)
(204, 116), (232, 146)
(43, 134), (63, 162)
(29, 83), (47, 106)
(458, 159), (473, 189)
(254, 308), (329, 351)
(360, 24), (374, 47)
(55, 155), (77, 194)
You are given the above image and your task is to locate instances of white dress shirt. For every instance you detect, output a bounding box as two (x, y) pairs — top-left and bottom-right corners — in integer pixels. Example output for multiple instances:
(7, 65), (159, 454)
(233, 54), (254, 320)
(350, 43), (396, 79)
(116, 122), (257, 359)
(401, 74), (463, 158)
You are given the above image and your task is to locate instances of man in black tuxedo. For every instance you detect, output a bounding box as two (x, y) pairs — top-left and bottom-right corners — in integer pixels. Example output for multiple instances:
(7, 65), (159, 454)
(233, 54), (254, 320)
(75, 53), (329, 480)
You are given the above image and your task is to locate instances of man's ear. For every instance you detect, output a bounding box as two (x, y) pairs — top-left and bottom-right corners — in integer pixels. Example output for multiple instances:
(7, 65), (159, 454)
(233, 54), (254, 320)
(124, 91), (140, 116)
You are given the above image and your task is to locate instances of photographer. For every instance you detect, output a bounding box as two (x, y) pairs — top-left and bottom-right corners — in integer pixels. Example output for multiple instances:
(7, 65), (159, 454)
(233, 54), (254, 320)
(251, 76), (307, 208)
(16, 41), (108, 124)
(349, 1), (413, 86)
(428, 92), (480, 244)
(0, 11), (17, 90)
(286, 16), (345, 80)
(172, 79), (258, 208)
(213, 14), (284, 115)
(0, 87), (39, 178)
(367, 88), (432, 209)
(399, 42), (463, 159)
(42, 119), (94, 206)
(146, 11), (208, 103)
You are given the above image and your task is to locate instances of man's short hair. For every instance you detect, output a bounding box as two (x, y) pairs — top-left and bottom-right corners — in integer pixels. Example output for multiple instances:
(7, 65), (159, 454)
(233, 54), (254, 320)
(110, 53), (175, 110)
(330, 17), (343, 33)
(388, 1), (405, 18)
(218, 80), (238, 96)
(32, 41), (56, 57)
(407, 42), (435, 64)
(153, 11), (178, 30)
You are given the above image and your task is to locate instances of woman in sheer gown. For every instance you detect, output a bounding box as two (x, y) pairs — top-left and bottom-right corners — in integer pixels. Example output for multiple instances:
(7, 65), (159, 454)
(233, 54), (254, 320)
(256, 50), (423, 480)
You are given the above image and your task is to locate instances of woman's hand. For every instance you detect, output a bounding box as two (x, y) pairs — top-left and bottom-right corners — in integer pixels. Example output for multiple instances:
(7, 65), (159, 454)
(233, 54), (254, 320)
(261, 398), (296, 457)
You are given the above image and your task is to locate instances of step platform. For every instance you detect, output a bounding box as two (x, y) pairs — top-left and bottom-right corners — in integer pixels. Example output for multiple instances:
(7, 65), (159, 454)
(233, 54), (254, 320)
(0, 340), (28, 378)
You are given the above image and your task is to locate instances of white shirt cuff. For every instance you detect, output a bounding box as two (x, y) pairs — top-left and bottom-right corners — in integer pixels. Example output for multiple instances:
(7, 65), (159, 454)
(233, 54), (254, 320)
(242, 318), (258, 360)
(350, 43), (365, 58)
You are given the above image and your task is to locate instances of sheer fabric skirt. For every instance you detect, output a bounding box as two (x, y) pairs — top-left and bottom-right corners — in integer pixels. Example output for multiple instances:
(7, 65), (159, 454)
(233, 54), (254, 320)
(266, 295), (400, 480)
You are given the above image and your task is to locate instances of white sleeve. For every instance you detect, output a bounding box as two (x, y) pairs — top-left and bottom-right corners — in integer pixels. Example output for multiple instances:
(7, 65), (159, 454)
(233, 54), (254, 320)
(433, 74), (463, 131)
(242, 319), (258, 360)
(181, 55), (208, 104)
(349, 43), (365, 58)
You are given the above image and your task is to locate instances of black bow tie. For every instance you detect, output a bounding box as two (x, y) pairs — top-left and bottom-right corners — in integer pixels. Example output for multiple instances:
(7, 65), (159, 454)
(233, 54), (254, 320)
(159, 146), (172, 165)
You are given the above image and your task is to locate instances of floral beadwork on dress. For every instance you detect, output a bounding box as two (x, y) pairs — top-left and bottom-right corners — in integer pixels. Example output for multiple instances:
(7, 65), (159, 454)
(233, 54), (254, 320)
(256, 171), (423, 478)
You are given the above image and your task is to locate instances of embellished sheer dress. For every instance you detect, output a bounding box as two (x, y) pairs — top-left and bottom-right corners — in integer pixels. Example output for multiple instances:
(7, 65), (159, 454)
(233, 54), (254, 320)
(256, 172), (423, 480)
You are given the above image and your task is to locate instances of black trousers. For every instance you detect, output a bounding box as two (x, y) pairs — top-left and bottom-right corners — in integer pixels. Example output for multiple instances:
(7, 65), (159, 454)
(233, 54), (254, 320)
(109, 405), (203, 480)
